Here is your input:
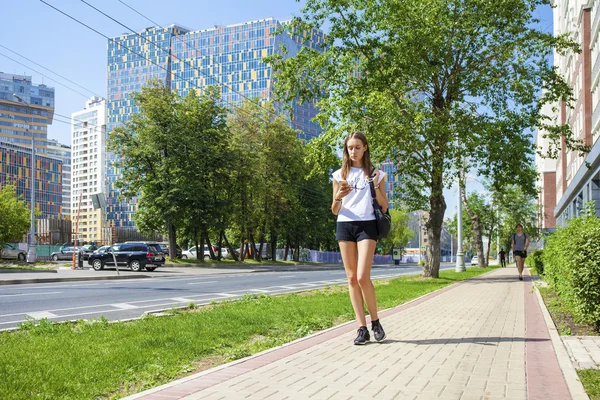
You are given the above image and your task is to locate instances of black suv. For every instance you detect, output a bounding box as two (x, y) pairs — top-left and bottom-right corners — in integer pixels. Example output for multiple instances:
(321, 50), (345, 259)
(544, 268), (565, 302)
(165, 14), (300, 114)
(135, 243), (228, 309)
(88, 242), (164, 272)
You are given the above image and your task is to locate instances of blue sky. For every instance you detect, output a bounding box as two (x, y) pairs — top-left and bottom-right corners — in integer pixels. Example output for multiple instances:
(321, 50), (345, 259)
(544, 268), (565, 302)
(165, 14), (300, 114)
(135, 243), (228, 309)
(0, 0), (554, 218)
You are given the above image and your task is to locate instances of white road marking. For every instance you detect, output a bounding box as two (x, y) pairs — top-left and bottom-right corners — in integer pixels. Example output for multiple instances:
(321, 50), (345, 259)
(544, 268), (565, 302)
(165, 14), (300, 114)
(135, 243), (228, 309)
(247, 289), (271, 293)
(217, 293), (237, 298)
(112, 303), (138, 310)
(277, 275), (296, 278)
(0, 291), (60, 297)
(186, 281), (219, 285)
(27, 311), (57, 319)
(171, 297), (195, 303)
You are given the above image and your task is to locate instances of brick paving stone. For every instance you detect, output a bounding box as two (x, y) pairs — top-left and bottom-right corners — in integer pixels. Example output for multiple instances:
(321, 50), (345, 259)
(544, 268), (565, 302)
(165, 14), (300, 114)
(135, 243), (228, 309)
(126, 268), (579, 400)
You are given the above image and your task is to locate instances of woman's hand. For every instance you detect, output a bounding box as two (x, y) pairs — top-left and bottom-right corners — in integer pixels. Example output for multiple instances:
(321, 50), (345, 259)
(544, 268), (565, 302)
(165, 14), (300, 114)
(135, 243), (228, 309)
(336, 184), (352, 200)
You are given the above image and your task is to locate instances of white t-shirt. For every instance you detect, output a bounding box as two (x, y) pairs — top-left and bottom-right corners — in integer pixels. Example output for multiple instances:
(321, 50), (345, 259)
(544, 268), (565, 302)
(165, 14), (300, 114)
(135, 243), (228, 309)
(332, 167), (386, 222)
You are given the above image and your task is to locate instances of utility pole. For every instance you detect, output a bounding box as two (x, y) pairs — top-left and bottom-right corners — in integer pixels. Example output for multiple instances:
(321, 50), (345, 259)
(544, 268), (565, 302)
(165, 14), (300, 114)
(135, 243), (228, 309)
(456, 179), (466, 272)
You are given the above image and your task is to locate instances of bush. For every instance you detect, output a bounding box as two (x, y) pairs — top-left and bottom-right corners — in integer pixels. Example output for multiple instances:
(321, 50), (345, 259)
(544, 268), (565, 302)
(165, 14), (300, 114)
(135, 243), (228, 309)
(526, 250), (544, 275)
(543, 204), (600, 330)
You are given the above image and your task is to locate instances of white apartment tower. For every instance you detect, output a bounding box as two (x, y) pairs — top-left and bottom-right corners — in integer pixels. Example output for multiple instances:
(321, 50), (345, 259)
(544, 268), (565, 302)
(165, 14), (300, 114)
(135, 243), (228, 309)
(71, 96), (107, 243)
(549, 0), (600, 225)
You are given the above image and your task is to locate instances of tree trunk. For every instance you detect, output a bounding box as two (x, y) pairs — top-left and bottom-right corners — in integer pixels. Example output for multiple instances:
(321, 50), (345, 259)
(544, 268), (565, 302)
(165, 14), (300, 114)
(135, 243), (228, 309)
(485, 228), (493, 268)
(270, 232), (277, 261)
(284, 241), (290, 261)
(423, 171), (446, 278)
(239, 230), (245, 262)
(249, 231), (257, 260)
(294, 243), (300, 262)
(256, 233), (265, 262)
(205, 233), (215, 260)
(224, 233), (238, 262)
(217, 230), (223, 261)
(199, 234), (204, 263)
(167, 222), (177, 260)
(461, 184), (485, 268)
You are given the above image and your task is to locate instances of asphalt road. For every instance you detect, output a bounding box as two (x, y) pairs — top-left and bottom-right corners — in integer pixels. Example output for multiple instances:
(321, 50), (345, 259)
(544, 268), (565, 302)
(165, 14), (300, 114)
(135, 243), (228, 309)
(0, 264), (456, 330)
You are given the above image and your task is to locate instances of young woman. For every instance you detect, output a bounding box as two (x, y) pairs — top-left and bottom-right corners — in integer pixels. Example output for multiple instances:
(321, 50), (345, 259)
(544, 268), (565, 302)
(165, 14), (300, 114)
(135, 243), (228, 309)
(331, 132), (389, 345)
(511, 224), (529, 281)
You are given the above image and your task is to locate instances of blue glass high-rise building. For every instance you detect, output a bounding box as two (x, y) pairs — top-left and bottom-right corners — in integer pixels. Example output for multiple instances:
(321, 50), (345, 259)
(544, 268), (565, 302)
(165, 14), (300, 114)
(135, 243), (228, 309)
(106, 19), (324, 228)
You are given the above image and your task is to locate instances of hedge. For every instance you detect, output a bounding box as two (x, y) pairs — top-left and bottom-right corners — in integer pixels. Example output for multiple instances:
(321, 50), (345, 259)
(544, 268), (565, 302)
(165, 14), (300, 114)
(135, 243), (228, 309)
(526, 249), (544, 275)
(543, 207), (600, 330)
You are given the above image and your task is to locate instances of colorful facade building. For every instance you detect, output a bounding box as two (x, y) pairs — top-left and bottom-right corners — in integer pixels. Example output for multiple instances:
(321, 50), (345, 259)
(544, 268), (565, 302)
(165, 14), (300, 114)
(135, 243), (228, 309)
(0, 141), (63, 219)
(44, 139), (71, 218)
(0, 72), (54, 150)
(106, 19), (325, 228)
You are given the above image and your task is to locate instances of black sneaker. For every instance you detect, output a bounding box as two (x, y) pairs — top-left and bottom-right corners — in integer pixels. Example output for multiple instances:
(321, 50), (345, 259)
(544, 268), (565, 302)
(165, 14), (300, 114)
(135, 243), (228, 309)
(519, 276), (523, 281)
(371, 319), (386, 342)
(354, 326), (370, 345)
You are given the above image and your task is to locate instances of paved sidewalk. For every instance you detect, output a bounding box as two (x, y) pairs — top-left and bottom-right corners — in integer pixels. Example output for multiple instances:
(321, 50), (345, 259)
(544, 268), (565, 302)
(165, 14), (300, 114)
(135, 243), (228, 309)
(126, 267), (584, 400)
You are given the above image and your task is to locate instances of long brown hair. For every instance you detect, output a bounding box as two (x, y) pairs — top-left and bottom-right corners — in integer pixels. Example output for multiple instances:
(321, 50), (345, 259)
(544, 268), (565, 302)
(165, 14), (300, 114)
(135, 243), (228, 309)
(341, 132), (374, 180)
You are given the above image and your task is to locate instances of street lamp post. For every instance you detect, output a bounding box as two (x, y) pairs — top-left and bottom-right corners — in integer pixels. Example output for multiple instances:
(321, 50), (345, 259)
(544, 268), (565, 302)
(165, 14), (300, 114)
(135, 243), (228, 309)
(455, 179), (466, 272)
(13, 94), (36, 263)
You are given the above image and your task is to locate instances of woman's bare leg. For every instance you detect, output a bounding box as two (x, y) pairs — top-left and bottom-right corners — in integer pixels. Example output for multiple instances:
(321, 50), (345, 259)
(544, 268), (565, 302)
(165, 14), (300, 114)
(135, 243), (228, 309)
(339, 240), (366, 327)
(356, 239), (379, 321)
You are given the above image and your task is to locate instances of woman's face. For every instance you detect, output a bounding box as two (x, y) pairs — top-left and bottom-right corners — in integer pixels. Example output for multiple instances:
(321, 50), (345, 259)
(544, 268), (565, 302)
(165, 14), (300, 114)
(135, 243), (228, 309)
(347, 138), (367, 164)
(516, 225), (523, 233)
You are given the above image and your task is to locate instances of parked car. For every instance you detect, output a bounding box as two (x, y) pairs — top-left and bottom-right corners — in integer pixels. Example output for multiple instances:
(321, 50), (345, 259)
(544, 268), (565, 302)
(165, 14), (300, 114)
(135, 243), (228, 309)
(80, 245), (98, 261)
(182, 244), (218, 259)
(470, 255), (479, 266)
(93, 246), (110, 254)
(88, 242), (164, 272)
(158, 242), (182, 258)
(0, 244), (26, 261)
(50, 246), (84, 261)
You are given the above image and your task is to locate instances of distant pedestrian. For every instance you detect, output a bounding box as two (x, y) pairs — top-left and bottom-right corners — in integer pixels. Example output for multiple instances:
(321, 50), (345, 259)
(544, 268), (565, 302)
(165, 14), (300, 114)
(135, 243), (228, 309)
(512, 224), (529, 281)
(331, 132), (389, 345)
(498, 248), (506, 268)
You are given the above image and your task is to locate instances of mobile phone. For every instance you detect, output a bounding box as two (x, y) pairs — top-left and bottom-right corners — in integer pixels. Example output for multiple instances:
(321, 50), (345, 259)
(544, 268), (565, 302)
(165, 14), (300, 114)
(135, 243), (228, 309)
(339, 179), (348, 188)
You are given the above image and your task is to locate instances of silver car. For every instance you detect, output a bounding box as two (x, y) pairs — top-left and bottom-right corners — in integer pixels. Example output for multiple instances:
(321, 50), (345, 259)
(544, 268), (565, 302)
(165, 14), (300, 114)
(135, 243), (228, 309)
(50, 246), (83, 261)
(1, 244), (26, 261)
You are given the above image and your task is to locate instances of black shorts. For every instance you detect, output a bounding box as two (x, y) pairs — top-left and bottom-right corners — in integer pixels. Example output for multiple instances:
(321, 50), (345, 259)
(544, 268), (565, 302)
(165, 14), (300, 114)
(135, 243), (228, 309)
(514, 250), (527, 258)
(336, 220), (378, 242)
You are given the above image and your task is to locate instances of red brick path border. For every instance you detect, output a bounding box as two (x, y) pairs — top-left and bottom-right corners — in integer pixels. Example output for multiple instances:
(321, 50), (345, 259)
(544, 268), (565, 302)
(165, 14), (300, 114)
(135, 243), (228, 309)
(524, 272), (572, 399)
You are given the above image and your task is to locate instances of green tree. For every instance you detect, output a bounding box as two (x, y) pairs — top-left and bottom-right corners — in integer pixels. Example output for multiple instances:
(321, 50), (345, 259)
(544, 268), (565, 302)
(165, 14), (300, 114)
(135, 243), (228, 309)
(268, 0), (583, 277)
(177, 86), (231, 261)
(378, 207), (414, 256)
(0, 185), (30, 252)
(496, 185), (538, 251)
(109, 81), (229, 259)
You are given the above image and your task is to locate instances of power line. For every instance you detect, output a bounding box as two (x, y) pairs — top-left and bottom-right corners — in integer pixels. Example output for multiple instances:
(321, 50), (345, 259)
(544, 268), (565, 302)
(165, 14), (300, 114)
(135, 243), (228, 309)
(39, 0), (259, 122)
(0, 51), (91, 99)
(117, 0), (160, 28)
(79, 0), (274, 119)
(0, 44), (103, 99)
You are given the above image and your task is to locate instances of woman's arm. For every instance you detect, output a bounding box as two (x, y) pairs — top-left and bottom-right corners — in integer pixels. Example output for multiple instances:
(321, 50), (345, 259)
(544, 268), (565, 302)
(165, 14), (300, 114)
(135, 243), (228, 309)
(375, 175), (388, 213)
(525, 236), (530, 251)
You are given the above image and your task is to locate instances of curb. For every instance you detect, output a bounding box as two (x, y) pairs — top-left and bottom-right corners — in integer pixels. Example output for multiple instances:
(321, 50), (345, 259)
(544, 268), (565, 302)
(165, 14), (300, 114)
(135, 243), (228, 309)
(0, 274), (152, 285)
(532, 277), (590, 399)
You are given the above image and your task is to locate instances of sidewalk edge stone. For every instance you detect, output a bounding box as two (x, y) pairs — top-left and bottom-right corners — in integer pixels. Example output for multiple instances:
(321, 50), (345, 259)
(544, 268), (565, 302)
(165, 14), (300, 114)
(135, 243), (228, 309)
(533, 282), (590, 400)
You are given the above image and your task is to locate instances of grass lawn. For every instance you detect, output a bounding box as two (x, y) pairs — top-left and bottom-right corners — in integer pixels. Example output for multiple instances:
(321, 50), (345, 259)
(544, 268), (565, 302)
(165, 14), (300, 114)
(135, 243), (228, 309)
(538, 286), (598, 336)
(579, 370), (600, 400)
(0, 260), (56, 271)
(0, 267), (494, 399)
